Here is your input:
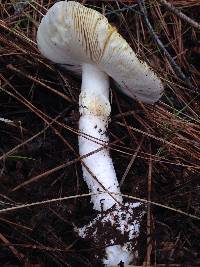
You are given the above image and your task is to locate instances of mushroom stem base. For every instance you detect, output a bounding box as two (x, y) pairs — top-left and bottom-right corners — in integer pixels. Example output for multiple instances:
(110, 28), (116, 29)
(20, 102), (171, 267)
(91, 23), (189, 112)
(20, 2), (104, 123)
(76, 202), (144, 265)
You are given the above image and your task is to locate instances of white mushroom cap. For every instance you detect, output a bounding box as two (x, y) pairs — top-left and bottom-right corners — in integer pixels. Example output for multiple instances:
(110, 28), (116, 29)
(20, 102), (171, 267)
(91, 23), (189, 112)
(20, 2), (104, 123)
(37, 1), (164, 104)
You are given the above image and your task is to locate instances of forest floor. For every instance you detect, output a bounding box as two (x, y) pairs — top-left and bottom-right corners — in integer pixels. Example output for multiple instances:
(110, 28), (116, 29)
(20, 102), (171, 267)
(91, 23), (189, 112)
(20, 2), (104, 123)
(0, 0), (200, 266)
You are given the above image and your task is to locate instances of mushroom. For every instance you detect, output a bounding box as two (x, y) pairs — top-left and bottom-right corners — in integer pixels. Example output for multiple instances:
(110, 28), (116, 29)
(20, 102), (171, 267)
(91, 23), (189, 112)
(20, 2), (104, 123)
(37, 1), (163, 265)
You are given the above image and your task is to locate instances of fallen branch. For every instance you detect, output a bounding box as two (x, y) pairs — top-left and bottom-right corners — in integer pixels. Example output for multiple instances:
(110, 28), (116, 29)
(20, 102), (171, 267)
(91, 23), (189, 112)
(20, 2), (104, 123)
(159, 0), (200, 30)
(135, 0), (196, 90)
